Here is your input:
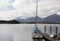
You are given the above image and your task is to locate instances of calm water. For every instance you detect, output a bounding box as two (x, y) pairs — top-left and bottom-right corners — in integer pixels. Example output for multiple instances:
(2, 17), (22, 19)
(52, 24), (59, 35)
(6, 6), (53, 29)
(0, 24), (60, 41)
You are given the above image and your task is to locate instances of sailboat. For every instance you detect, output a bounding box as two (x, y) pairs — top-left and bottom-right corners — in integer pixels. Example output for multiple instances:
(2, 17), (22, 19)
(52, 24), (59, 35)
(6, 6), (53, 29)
(32, 0), (44, 39)
(32, 27), (44, 38)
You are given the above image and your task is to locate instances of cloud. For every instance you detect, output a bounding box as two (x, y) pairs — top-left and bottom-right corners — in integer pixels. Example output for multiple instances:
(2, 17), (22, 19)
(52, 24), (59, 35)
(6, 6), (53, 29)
(38, 7), (60, 18)
(9, 0), (15, 3)
(0, 5), (15, 11)
(0, 0), (15, 11)
(22, 0), (42, 4)
(0, 0), (60, 20)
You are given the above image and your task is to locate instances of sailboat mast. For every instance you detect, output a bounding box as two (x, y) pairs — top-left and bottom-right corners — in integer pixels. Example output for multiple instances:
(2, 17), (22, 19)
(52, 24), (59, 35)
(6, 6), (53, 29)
(35, 0), (38, 27)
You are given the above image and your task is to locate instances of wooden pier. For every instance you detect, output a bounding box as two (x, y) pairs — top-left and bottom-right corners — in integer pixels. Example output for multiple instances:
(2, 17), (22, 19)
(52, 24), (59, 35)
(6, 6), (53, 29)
(32, 26), (60, 41)
(32, 33), (60, 41)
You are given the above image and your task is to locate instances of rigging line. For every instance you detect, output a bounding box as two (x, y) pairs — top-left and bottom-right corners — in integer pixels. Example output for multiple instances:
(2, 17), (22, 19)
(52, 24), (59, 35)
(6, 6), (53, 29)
(35, 0), (38, 27)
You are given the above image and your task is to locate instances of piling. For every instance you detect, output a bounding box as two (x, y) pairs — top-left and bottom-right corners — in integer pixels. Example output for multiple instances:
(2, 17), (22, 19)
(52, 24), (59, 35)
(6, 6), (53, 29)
(50, 26), (52, 34)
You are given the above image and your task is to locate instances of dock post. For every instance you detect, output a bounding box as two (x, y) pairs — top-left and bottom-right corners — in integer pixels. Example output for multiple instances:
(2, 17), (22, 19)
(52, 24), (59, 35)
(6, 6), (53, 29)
(50, 26), (52, 34)
(56, 26), (58, 35)
(55, 26), (58, 41)
(44, 26), (46, 34)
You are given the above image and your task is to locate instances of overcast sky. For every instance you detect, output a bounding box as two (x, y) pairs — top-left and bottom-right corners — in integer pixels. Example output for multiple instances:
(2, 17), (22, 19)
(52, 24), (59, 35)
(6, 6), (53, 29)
(0, 0), (60, 20)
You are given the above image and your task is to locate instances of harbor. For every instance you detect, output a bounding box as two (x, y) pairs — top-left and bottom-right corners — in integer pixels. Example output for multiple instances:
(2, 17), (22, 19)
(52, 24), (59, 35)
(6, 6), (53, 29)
(0, 0), (60, 41)
(32, 25), (60, 41)
(31, 0), (60, 40)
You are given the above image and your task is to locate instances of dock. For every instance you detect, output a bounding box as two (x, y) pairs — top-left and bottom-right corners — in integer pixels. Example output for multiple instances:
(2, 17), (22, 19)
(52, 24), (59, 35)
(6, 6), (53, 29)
(32, 26), (60, 41)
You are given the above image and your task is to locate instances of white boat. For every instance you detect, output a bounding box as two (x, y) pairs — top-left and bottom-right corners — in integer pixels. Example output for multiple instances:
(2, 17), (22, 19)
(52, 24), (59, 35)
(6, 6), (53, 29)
(32, 27), (43, 39)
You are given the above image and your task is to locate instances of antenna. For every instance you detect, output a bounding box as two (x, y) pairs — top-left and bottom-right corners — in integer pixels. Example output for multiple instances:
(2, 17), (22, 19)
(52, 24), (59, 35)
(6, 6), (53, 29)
(35, 0), (38, 28)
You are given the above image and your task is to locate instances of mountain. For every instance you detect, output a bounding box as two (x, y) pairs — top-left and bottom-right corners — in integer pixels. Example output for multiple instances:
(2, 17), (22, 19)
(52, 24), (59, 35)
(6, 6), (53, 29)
(0, 14), (60, 24)
(26, 16), (42, 22)
(15, 16), (42, 22)
(15, 14), (60, 23)
(42, 14), (60, 23)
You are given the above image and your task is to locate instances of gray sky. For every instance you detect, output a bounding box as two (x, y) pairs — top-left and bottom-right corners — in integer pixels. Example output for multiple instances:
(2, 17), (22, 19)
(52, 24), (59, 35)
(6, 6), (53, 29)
(0, 0), (60, 20)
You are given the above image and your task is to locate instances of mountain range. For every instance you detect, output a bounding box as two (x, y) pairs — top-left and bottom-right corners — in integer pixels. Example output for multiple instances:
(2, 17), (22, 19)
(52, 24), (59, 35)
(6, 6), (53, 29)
(15, 14), (60, 23)
(0, 14), (60, 24)
(42, 14), (60, 22)
(15, 16), (42, 22)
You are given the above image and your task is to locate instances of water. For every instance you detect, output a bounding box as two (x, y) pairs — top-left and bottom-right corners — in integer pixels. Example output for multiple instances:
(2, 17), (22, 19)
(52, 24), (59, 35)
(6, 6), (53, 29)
(0, 24), (60, 41)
